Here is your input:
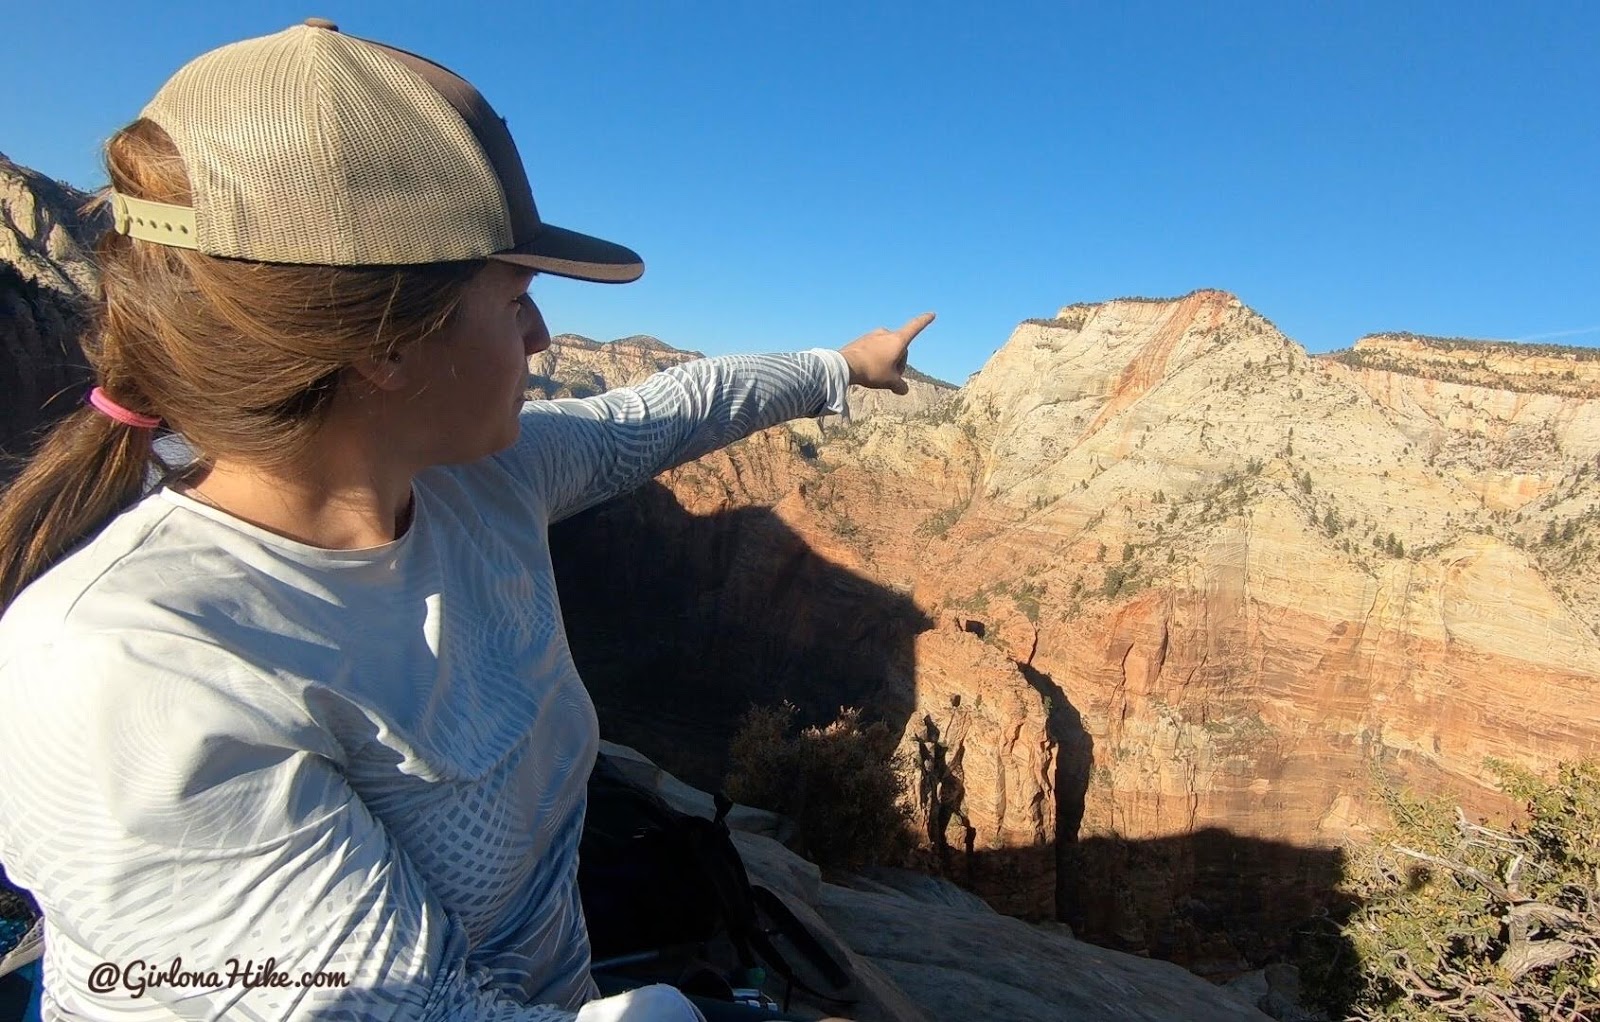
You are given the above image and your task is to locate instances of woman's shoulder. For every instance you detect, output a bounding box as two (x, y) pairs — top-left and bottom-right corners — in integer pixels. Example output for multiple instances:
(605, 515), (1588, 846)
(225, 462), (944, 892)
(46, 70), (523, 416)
(0, 488), (360, 712)
(0, 489), (246, 646)
(421, 446), (546, 527)
(0, 498), (327, 767)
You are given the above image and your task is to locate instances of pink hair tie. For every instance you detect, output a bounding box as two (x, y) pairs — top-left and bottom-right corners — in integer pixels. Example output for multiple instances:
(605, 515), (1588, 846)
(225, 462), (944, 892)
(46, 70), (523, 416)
(87, 386), (162, 429)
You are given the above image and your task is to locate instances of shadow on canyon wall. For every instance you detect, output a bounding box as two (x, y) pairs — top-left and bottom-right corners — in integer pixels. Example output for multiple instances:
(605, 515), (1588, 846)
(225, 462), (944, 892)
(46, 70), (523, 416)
(0, 261), (92, 487)
(551, 482), (1359, 993)
(550, 478), (932, 787)
(1066, 833), (1354, 977)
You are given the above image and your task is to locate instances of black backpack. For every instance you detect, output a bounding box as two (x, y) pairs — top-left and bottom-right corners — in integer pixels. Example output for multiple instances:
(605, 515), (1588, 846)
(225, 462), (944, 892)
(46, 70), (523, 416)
(578, 754), (858, 1012)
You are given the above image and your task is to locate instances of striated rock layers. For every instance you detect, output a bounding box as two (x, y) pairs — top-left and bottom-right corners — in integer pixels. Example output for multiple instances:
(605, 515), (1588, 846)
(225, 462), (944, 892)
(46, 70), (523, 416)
(0, 154), (102, 478)
(549, 289), (1600, 975)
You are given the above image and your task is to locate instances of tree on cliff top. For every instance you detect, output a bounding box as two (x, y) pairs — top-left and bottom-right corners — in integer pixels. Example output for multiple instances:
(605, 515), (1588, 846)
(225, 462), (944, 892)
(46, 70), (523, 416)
(1333, 761), (1600, 1021)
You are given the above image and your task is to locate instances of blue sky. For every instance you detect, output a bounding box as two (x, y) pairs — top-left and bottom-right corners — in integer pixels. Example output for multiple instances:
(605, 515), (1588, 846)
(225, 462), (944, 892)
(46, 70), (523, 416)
(4, 2), (1596, 386)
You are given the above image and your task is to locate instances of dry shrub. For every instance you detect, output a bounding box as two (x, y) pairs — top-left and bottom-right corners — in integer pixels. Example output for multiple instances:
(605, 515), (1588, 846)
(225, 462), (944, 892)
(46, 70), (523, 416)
(1314, 760), (1600, 1021)
(724, 702), (914, 870)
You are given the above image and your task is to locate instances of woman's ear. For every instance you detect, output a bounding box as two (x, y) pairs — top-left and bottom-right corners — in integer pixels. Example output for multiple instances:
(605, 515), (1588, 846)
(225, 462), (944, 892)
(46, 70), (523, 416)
(348, 344), (416, 392)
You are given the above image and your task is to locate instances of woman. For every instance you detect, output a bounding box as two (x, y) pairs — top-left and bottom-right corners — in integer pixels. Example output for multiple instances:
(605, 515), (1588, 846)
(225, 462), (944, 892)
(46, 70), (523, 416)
(0, 19), (929, 1022)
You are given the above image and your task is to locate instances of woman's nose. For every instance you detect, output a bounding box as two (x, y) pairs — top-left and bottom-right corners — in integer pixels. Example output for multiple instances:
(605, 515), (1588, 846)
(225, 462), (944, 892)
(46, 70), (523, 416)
(520, 295), (551, 355)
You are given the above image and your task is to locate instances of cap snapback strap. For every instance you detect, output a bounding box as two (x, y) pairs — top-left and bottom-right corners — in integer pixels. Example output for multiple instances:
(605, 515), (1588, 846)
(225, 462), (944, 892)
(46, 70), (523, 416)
(111, 192), (198, 250)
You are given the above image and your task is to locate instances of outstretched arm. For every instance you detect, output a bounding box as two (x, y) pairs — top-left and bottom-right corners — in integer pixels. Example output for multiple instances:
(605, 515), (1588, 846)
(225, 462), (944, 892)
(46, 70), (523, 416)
(509, 314), (934, 524)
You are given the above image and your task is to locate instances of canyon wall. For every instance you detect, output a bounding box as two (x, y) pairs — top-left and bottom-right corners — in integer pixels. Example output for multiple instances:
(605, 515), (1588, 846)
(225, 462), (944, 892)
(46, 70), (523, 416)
(0, 154), (100, 478)
(550, 290), (1600, 972)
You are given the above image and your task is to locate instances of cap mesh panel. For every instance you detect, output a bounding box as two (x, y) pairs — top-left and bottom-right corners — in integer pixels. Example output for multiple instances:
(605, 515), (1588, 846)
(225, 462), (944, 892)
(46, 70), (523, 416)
(141, 25), (510, 266)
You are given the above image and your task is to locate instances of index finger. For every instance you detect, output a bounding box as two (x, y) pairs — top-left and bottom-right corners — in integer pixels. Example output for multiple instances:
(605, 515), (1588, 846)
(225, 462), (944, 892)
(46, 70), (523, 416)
(897, 312), (936, 342)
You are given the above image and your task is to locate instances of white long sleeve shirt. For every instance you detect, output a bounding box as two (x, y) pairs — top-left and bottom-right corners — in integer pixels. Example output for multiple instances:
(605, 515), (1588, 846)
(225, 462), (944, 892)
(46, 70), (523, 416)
(0, 349), (851, 1021)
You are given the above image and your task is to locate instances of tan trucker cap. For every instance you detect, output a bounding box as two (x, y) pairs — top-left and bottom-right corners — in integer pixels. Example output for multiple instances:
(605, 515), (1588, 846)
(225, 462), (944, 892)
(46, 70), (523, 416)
(109, 18), (643, 282)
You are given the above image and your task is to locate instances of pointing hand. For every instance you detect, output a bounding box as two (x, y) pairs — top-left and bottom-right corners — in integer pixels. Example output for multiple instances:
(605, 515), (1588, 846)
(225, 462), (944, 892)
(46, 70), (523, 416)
(838, 312), (936, 395)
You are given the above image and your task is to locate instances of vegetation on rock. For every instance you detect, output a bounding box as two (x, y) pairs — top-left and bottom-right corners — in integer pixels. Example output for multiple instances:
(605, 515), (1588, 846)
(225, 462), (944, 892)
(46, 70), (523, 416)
(1329, 341), (1600, 397)
(724, 702), (915, 870)
(1358, 333), (1600, 361)
(1305, 761), (1600, 1021)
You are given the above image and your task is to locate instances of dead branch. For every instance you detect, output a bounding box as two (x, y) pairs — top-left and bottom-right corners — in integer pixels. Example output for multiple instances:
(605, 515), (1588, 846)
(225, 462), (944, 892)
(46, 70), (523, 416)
(1386, 952), (1452, 1001)
(1498, 937), (1580, 980)
(1507, 900), (1589, 932)
(1505, 852), (1525, 890)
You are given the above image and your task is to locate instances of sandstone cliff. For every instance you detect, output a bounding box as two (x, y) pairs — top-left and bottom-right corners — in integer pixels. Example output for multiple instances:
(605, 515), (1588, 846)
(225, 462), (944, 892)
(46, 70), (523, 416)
(1326, 332), (1600, 638)
(0, 153), (101, 299)
(839, 365), (957, 422)
(546, 289), (1600, 977)
(527, 333), (704, 399)
(0, 154), (101, 477)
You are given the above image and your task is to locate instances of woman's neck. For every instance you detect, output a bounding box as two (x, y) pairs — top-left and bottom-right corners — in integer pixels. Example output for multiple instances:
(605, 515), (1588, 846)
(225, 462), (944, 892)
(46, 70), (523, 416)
(174, 459), (416, 550)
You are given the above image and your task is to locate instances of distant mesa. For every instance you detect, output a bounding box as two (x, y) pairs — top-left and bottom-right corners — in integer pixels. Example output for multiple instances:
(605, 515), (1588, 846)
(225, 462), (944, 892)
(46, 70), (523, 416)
(1324, 330), (1600, 397)
(904, 364), (959, 390)
(549, 332), (704, 357)
(550, 332), (601, 347)
(613, 334), (682, 353)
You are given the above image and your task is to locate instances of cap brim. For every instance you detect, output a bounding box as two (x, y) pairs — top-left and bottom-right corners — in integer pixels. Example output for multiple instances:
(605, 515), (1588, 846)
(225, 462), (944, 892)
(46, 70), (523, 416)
(489, 223), (643, 284)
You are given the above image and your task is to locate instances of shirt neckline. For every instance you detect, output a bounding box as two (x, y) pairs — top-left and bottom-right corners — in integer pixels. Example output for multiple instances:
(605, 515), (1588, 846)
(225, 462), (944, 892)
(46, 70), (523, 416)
(157, 485), (421, 563)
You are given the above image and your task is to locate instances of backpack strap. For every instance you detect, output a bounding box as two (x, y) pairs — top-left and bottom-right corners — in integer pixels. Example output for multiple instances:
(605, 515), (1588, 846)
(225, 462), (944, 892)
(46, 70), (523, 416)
(581, 759), (861, 1011)
(674, 814), (761, 971)
(703, 790), (858, 1009)
(747, 885), (858, 1010)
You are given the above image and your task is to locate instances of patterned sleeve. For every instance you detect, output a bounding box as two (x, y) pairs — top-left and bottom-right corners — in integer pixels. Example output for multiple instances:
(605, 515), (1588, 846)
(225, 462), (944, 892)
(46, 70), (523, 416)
(0, 635), (579, 1022)
(503, 348), (851, 524)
